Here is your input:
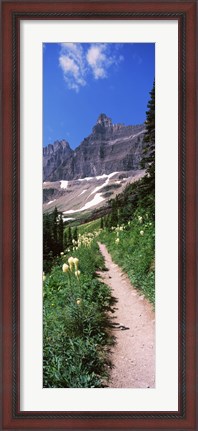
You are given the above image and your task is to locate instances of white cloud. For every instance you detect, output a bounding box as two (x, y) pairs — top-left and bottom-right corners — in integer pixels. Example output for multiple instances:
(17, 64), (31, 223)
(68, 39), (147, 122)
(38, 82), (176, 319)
(59, 43), (87, 92)
(59, 56), (79, 77)
(86, 44), (107, 79)
(58, 43), (124, 92)
(86, 44), (124, 80)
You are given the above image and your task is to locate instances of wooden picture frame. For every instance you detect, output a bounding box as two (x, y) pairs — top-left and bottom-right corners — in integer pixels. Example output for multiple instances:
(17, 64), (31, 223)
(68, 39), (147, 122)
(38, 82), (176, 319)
(1, 0), (196, 429)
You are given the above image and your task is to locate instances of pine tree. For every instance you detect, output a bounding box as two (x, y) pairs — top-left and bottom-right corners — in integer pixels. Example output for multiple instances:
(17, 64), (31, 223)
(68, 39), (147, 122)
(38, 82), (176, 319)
(52, 207), (58, 244)
(57, 213), (64, 253)
(141, 81), (155, 171)
(110, 197), (119, 227)
(67, 226), (73, 247)
(105, 214), (110, 229)
(73, 226), (78, 242)
(63, 230), (68, 249)
(43, 213), (52, 260)
(139, 81), (155, 215)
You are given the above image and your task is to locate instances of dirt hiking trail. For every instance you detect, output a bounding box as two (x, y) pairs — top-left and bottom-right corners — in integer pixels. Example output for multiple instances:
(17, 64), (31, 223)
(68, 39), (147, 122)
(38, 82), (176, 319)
(98, 243), (155, 388)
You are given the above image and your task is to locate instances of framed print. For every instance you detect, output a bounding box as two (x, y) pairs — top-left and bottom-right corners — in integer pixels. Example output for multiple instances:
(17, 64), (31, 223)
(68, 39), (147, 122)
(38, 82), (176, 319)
(1, 0), (197, 430)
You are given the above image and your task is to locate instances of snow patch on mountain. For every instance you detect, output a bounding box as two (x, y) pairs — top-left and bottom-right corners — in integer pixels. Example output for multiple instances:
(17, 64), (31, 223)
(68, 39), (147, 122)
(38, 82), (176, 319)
(47, 199), (56, 205)
(79, 189), (87, 195)
(64, 193), (105, 214)
(60, 180), (68, 189)
(90, 172), (118, 195)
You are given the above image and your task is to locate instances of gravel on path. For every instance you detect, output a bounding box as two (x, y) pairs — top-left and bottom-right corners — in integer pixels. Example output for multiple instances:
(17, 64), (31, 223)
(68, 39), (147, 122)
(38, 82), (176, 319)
(98, 242), (155, 388)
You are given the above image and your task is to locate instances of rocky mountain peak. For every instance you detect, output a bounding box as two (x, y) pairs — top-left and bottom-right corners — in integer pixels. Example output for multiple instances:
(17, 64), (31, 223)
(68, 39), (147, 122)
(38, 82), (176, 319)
(92, 113), (113, 135)
(43, 139), (72, 156)
(43, 139), (73, 179)
(53, 139), (70, 151)
(96, 113), (113, 128)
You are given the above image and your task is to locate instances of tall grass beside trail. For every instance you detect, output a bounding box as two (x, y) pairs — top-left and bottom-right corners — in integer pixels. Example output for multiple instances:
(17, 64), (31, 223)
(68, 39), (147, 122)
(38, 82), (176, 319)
(43, 238), (114, 388)
(99, 209), (155, 305)
(77, 218), (101, 235)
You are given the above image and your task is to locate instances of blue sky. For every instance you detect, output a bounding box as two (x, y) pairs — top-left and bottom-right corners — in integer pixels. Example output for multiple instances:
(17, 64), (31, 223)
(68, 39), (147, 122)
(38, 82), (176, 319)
(43, 43), (155, 149)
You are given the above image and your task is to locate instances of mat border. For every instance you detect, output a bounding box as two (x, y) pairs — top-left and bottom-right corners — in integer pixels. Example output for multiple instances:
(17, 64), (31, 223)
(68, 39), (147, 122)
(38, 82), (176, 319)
(1, 1), (196, 430)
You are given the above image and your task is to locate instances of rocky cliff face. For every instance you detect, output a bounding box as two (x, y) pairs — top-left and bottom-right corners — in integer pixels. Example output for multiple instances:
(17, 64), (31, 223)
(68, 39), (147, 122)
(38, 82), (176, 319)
(43, 139), (73, 181)
(43, 114), (146, 181)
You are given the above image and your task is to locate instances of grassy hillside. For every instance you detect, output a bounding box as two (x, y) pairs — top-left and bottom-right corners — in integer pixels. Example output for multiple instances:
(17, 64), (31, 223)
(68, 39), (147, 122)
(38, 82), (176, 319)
(43, 235), (114, 388)
(77, 218), (101, 235)
(99, 209), (155, 304)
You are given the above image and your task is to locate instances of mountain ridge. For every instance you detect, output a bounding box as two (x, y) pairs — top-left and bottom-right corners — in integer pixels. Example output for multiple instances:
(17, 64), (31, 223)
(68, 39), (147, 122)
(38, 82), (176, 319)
(43, 114), (146, 182)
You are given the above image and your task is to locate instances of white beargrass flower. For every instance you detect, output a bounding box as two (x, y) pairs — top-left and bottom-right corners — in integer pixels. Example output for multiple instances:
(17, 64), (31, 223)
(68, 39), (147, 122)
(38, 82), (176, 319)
(62, 263), (69, 273)
(115, 238), (120, 244)
(75, 270), (81, 278)
(76, 298), (81, 305)
(68, 256), (74, 270)
(140, 230), (144, 236)
(73, 257), (79, 270)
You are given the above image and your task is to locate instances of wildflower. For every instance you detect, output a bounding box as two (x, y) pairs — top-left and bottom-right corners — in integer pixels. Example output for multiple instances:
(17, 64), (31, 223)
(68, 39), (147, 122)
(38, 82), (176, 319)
(140, 230), (144, 236)
(73, 257), (79, 270)
(60, 251), (64, 256)
(76, 298), (81, 305)
(62, 263), (69, 273)
(68, 256), (74, 270)
(138, 216), (143, 223)
(75, 270), (81, 278)
(115, 238), (120, 244)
